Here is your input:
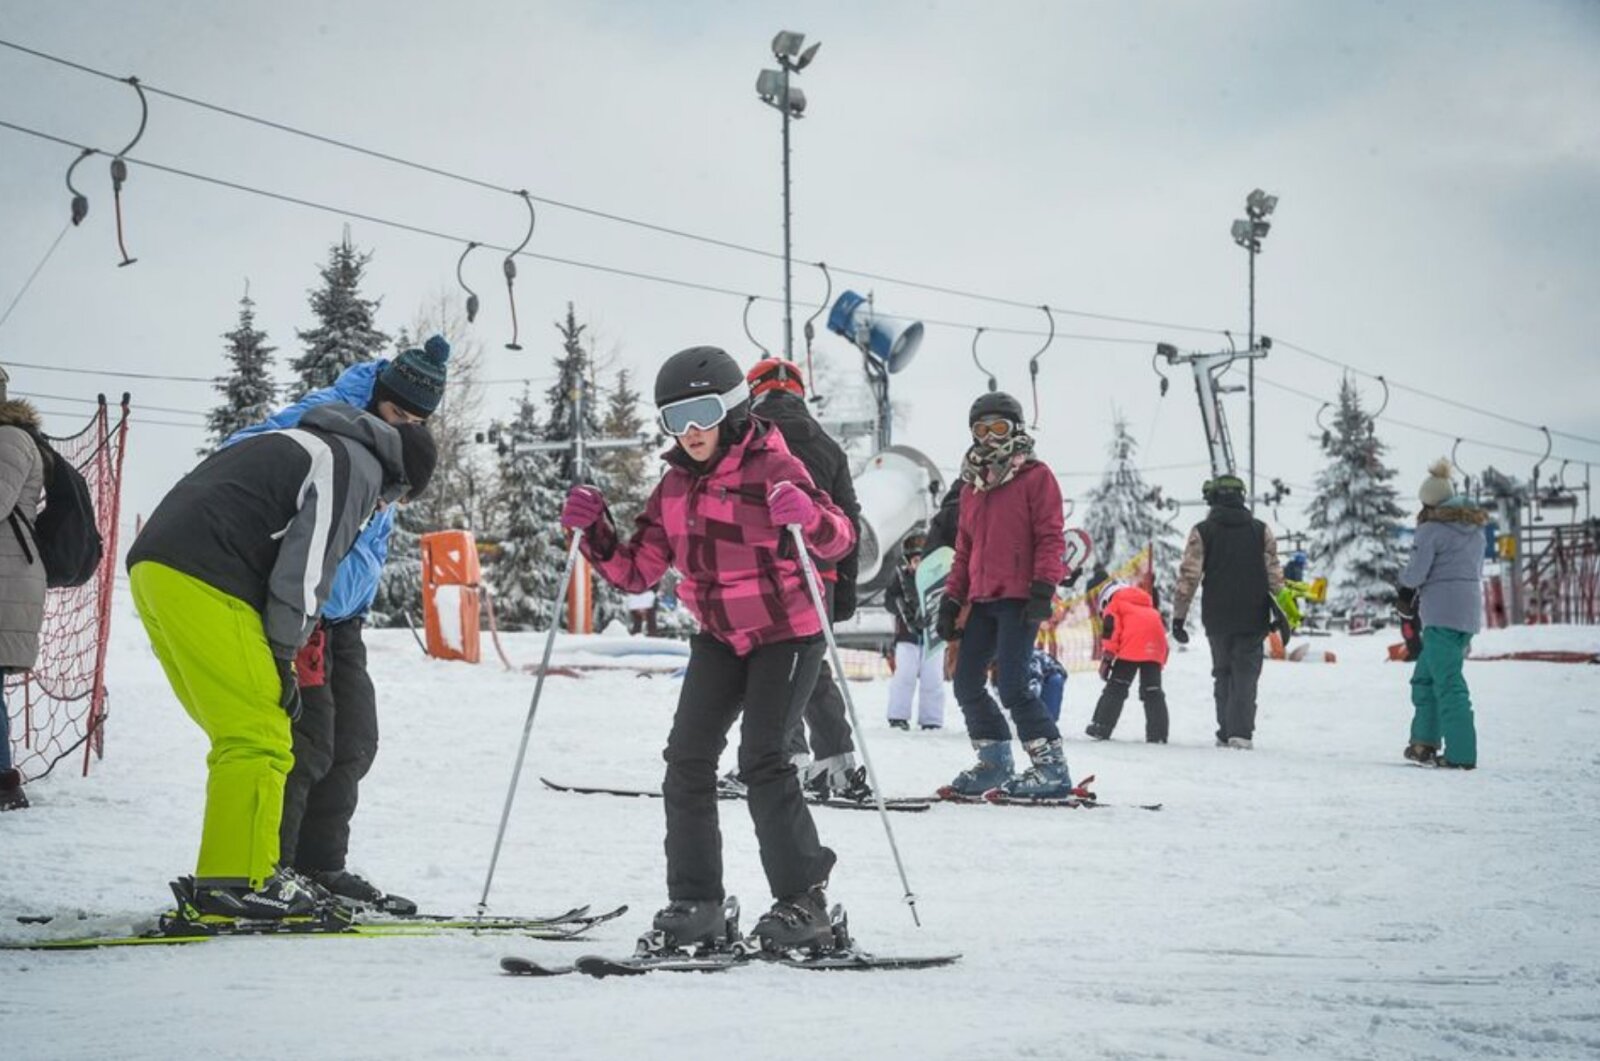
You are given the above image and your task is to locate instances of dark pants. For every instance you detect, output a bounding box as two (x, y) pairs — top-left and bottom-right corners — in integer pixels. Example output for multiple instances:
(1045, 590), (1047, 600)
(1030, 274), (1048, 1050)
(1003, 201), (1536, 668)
(1208, 632), (1264, 742)
(1091, 660), (1169, 741)
(953, 600), (1060, 743)
(782, 659), (856, 765)
(664, 633), (836, 902)
(629, 609), (658, 636)
(279, 618), (378, 872)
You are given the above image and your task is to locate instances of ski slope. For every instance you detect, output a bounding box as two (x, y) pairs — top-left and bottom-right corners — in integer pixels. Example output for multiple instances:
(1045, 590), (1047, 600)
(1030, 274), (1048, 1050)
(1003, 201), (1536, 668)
(5, 593), (1599, 1060)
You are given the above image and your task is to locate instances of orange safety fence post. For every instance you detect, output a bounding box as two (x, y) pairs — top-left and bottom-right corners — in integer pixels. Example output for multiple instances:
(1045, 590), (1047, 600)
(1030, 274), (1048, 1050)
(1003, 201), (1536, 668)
(421, 529), (482, 663)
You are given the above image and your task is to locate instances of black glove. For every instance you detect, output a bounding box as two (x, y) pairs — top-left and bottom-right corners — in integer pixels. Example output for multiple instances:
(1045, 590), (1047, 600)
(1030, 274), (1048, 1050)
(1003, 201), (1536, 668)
(274, 657), (303, 723)
(936, 597), (962, 643)
(1023, 580), (1056, 625)
(1100, 614), (1116, 640)
(1098, 655), (1115, 682)
(1171, 618), (1190, 644)
(1060, 567), (1083, 590)
(1395, 586), (1418, 621)
(1400, 616), (1424, 661)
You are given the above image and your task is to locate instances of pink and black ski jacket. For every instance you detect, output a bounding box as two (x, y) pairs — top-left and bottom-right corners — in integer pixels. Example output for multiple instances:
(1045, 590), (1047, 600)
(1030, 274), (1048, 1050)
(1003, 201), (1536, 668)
(582, 421), (855, 656)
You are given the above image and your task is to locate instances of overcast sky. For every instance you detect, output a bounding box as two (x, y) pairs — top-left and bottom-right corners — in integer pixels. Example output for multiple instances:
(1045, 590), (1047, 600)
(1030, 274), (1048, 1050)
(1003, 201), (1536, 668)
(2, 0), (1597, 552)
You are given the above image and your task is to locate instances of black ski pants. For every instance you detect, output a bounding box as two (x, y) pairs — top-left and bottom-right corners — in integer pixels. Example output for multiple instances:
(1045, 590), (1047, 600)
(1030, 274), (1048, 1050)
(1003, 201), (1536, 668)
(1090, 660), (1169, 742)
(279, 618), (378, 872)
(1207, 632), (1265, 742)
(663, 633), (836, 902)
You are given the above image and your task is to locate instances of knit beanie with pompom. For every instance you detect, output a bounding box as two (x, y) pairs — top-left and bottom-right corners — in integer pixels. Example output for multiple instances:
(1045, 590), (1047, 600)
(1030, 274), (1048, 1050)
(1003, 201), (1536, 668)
(1418, 458), (1455, 507)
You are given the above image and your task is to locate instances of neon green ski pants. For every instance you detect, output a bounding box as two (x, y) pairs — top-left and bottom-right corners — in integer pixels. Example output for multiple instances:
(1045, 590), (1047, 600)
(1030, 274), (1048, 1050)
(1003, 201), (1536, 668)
(129, 561), (293, 888)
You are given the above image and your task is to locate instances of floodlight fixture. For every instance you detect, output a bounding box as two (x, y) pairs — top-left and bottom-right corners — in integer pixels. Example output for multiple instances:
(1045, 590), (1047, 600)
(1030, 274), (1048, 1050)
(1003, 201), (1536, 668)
(772, 30), (806, 58)
(1247, 188), (1278, 218)
(1231, 219), (1252, 247)
(756, 68), (783, 101)
(796, 41), (822, 69)
(1156, 342), (1179, 359)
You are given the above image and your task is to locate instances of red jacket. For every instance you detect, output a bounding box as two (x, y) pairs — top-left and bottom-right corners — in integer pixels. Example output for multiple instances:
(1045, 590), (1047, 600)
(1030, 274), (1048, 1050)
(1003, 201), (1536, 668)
(582, 421), (854, 656)
(945, 460), (1065, 604)
(1102, 585), (1169, 665)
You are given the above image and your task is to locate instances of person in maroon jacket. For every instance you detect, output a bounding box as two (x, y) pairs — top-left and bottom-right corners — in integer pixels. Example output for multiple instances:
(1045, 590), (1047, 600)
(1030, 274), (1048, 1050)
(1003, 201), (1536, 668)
(935, 392), (1073, 799)
(559, 347), (856, 955)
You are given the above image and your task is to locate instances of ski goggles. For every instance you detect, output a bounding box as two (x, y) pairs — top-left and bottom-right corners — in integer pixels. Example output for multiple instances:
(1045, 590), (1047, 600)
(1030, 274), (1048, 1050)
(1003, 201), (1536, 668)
(971, 417), (1017, 441)
(657, 380), (750, 437)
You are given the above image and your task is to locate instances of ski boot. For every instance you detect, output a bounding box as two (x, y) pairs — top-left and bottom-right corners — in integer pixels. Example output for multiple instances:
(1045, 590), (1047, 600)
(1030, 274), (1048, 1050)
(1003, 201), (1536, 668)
(888, 719), (910, 731)
(939, 739), (1014, 798)
(1084, 722), (1111, 741)
(1403, 742), (1438, 765)
(751, 885), (835, 954)
(187, 871), (328, 920)
(647, 897), (735, 953)
(308, 868), (418, 915)
(833, 765), (874, 803)
(803, 770), (833, 802)
(1226, 737), (1254, 750)
(0, 769), (28, 812)
(998, 738), (1074, 800)
(1433, 758), (1476, 771)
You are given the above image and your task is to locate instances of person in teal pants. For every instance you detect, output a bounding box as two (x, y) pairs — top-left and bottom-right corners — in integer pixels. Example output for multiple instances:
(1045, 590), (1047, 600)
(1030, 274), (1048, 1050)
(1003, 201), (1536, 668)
(1397, 459), (1487, 770)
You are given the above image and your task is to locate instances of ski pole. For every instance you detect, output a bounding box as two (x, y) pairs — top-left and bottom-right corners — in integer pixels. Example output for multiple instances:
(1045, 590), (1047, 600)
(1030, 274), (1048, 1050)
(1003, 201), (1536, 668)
(476, 529), (584, 924)
(788, 524), (922, 928)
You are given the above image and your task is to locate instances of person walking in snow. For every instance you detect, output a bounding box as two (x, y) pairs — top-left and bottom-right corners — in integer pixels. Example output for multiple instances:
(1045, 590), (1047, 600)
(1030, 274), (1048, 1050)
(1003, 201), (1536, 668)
(559, 346), (856, 954)
(127, 404), (435, 918)
(935, 391), (1074, 799)
(0, 389), (49, 812)
(225, 335), (451, 911)
(1398, 459), (1487, 770)
(1170, 474), (1285, 749)
(743, 357), (873, 801)
(883, 532), (945, 731)
(1086, 580), (1170, 742)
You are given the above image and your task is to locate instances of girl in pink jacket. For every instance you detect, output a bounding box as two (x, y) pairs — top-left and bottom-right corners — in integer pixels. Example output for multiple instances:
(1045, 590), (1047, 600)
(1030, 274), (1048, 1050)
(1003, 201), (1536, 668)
(560, 347), (855, 956)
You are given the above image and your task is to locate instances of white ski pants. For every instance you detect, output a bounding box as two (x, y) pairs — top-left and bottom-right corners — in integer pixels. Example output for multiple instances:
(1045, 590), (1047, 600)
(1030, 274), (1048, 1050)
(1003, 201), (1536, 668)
(886, 640), (946, 728)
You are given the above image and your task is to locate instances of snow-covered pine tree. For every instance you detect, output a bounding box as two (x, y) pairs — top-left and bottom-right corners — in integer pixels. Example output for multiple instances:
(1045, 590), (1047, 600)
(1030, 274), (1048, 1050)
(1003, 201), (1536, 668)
(372, 295), (490, 625)
(290, 231), (389, 398)
(1082, 413), (1182, 607)
(202, 287), (278, 455)
(485, 384), (569, 628)
(588, 365), (665, 632)
(1305, 375), (1406, 617)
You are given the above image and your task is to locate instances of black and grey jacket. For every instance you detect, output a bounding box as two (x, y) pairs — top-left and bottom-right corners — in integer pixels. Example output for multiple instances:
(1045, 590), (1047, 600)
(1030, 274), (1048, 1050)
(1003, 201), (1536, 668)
(751, 390), (862, 621)
(127, 403), (407, 659)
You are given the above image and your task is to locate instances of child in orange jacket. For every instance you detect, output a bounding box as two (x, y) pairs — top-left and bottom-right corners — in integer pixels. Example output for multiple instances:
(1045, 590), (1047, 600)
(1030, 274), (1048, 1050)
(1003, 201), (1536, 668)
(1087, 581), (1170, 743)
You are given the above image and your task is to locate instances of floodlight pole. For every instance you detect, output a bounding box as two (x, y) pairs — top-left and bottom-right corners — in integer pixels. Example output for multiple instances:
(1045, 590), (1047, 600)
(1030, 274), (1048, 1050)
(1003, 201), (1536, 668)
(781, 62), (794, 362)
(1247, 235), (1257, 503)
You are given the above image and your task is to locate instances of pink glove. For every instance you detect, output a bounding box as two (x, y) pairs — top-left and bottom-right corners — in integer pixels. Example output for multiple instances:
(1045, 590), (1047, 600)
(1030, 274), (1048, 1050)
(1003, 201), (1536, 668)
(561, 485), (607, 531)
(767, 481), (817, 529)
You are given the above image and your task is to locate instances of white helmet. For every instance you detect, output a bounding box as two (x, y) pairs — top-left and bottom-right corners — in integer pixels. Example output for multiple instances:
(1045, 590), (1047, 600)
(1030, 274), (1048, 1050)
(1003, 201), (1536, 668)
(1096, 579), (1131, 614)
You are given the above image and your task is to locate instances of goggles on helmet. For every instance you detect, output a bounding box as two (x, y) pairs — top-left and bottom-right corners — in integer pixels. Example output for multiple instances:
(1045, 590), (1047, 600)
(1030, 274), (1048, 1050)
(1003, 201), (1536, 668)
(657, 379), (750, 437)
(971, 417), (1016, 441)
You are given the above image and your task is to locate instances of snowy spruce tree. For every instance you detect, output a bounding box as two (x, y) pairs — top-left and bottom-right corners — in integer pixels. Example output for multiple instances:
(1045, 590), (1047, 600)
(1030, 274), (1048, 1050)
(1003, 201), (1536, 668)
(372, 296), (490, 625)
(1082, 413), (1182, 607)
(202, 287), (278, 455)
(290, 231), (389, 398)
(1305, 376), (1406, 616)
(486, 386), (568, 628)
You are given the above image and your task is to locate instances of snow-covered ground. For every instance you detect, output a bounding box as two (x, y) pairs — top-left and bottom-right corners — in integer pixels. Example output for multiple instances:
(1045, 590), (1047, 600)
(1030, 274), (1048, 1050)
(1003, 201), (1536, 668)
(5, 593), (1599, 1060)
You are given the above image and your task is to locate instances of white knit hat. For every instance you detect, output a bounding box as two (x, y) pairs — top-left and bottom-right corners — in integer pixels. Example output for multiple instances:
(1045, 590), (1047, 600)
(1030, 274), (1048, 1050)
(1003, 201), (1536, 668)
(1418, 458), (1455, 507)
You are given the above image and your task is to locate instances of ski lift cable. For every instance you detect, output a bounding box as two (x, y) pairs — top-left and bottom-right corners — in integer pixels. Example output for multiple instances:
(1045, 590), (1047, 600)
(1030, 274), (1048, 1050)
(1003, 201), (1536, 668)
(1275, 338), (1600, 451)
(0, 37), (1234, 340)
(0, 220), (71, 334)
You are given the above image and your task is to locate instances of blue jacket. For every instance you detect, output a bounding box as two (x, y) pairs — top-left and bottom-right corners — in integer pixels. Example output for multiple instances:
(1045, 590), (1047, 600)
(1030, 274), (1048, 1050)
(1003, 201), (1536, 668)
(226, 360), (396, 622)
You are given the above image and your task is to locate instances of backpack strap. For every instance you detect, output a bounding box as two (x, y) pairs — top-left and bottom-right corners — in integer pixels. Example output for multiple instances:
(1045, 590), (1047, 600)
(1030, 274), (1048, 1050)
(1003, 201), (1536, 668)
(8, 510), (35, 566)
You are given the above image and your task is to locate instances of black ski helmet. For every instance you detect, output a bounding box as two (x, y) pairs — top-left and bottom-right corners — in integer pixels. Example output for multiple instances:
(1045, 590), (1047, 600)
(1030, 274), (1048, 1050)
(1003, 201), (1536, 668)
(968, 391), (1024, 426)
(654, 346), (750, 427)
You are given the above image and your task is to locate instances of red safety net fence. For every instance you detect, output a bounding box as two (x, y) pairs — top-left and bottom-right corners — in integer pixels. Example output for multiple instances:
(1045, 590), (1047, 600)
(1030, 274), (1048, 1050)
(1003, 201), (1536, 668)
(4, 395), (130, 781)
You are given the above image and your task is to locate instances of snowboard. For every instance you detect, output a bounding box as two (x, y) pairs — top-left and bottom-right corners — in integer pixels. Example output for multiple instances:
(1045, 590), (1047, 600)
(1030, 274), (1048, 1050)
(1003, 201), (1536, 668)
(915, 546), (954, 657)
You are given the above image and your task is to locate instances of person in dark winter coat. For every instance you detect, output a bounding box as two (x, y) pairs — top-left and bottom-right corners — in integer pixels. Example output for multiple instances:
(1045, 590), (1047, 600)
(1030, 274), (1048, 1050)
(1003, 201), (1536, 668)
(745, 358), (871, 800)
(936, 392), (1073, 799)
(127, 403), (435, 919)
(1398, 459), (1487, 769)
(560, 346), (856, 954)
(0, 390), (48, 811)
(1087, 580), (1170, 742)
(883, 532), (945, 730)
(1171, 475), (1285, 749)
(226, 335), (451, 909)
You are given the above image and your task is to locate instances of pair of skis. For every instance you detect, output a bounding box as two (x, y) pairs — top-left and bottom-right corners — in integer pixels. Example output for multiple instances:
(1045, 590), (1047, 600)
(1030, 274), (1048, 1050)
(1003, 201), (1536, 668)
(540, 777), (934, 813)
(5, 894), (629, 950)
(935, 774), (1164, 811)
(500, 898), (958, 978)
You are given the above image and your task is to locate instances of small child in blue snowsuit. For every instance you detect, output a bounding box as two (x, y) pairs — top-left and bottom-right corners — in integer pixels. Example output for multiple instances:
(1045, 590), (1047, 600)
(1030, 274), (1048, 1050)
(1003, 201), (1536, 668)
(1027, 649), (1068, 723)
